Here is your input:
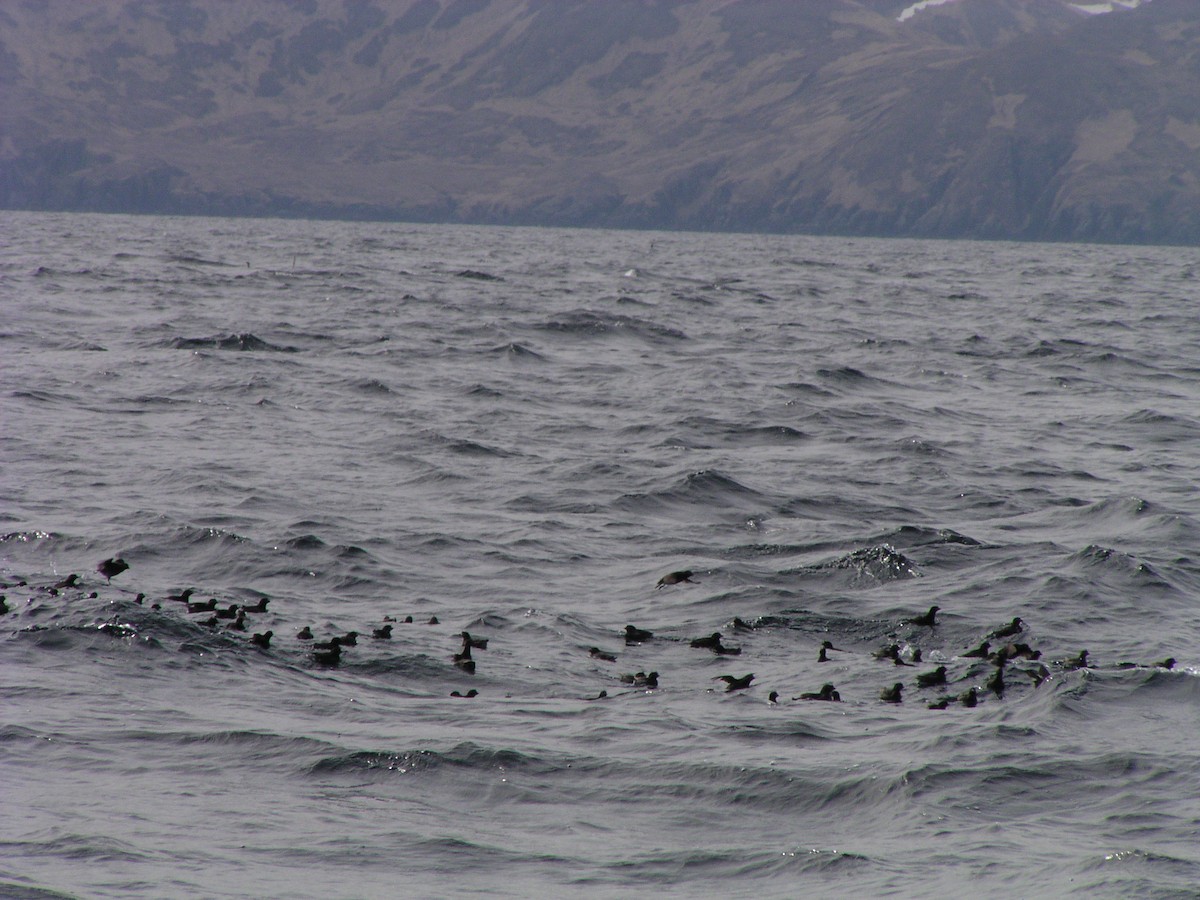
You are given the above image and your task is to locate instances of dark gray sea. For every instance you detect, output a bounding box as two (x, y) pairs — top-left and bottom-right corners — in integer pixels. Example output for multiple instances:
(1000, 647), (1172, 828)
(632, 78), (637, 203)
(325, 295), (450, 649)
(3, 210), (1200, 899)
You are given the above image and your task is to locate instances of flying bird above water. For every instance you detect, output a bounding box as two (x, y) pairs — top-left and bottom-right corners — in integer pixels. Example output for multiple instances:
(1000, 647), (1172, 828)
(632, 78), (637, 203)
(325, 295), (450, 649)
(96, 557), (129, 582)
(656, 570), (698, 589)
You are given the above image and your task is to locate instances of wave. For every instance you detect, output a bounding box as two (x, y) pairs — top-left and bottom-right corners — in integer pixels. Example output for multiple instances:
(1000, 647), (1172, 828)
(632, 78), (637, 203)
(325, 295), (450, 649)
(534, 310), (687, 342)
(169, 333), (298, 352)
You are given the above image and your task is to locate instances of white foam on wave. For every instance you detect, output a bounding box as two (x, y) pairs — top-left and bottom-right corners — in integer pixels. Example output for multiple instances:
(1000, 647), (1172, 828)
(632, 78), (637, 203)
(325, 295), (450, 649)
(896, 0), (962, 22)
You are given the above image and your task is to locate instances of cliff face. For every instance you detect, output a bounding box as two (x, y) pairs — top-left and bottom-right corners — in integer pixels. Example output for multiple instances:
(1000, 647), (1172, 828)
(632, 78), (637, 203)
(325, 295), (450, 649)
(2, 0), (1197, 242)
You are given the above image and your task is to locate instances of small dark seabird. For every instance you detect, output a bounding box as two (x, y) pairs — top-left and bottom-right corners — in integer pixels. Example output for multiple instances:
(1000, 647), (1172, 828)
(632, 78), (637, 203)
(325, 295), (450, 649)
(53, 574), (80, 589)
(910, 648), (923, 664)
(427, 616), (440, 625)
(990, 617), (1024, 639)
(215, 604), (240, 620)
(454, 657), (476, 674)
(873, 643), (902, 660)
(97, 558), (129, 582)
(227, 611), (247, 631)
(1029, 664), (1051, 687)
(586, 690), (608, 701)
(732, 617), (757, 631)
(589, 647), (617, 662)
(1156, 658), (1176, 670)
(450, 690), (479, 698)
(166, 588), (195, 603)
(297, 626), (314, 640)
(251, 631), (272, 649)
(243, 597), (269, 614)
(928, 698), (951, 710)
(916, 666), (947, 688)
(338, 631), (359, 646)
(817, 641), (843, 663)
(962, 641), (990, 659)
(312, 644), (341, 667)
(625, 624), (653, 643)
(313, 636), (344, 652)
(187, 599), (217, 614)
(879, 683), (903, 703)
(798, 683), (841, 702)
(1060, 649), (1089, 670)
(373, 624), (393, 639)
(768, 691), (779, 704)
(461, 632), (488, 650)
(959, 687), (978, 708)
(402, 615), (414, 623)
(714, 673), (754, 692)
(690, 632), (724, 650)
(986, 666), (1005, 696)
(619, 671), (658, 687)
(1000, 642), (1040, 661)
(656, 570), (698, 589)
(911, 605), (939, 627)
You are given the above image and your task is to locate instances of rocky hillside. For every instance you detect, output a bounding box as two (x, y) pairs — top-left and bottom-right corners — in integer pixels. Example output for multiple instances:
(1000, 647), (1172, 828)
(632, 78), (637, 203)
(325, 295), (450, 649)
(2, 0), (1198, 243)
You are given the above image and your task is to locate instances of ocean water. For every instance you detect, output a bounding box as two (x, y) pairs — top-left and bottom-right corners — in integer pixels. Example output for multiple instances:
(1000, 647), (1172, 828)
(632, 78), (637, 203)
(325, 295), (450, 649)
(2, 210), (1200, 899)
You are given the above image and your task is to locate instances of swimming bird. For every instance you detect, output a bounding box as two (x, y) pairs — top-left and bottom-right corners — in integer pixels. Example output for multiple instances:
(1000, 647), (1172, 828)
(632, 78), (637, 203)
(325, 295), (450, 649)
(373, 624), (393, 639)
(625, 624), (653, 643)
(873, 643), (902, 660)
(1060, 649), (1089, 670)
(768, 691), (779, 704)
(990, 617), (1024, 639)
(916, 666), (947, 688)
(251, 631), (272, 649)
(96, 558), (129, 582)
(797, 683), (841, 702)
(227, 610), (247, 631)
(586, 690), (608, 701)
(959, 687), (978, 707)
(589, 647), (617, 662)
(713, 642), (743, 656)
(732, 617), (757, 630)
(297, 626), (314, 640)
(312, 644), (341, 667)
(53, 574), (80, 589)
(166, 588), (195, 603)
(910, 648), (923, 664)
(962, 641), (990, 659)
(243, 597), (270, 614)
(187, 599), (217, 614)
(690, 632), (724, 650)
(986, 666), (1005, 696)
(0, 596), (9, 615)
(215, 604), (240, 620)
(620, 671), (659, 688)
(1155, 657), (1176, 670)
(656, 570), (698, 589)
(451, 638), (473, 671)
(427, 616), (440, 625)
(451, 690), (479, 698)
(313, 636), (344, 652)
(879, 683), (903, 703)
(817, 640), (844, 663)
(911, 605), (939, 627)
(928, 698), (951, 710)
(1000, 642), (1040, 661)
(461, 631), (488, 650)
(338, 631), (359, 646)
(714, 673), (754, 692)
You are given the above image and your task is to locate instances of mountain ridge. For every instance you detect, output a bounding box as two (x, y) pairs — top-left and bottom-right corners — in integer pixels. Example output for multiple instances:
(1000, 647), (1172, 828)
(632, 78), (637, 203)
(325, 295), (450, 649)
(2, 0), (1197, 243)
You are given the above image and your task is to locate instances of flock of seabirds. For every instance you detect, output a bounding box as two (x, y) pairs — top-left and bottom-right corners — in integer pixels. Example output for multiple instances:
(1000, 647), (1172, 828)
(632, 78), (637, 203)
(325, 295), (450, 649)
(2, 557), (1178, 709)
